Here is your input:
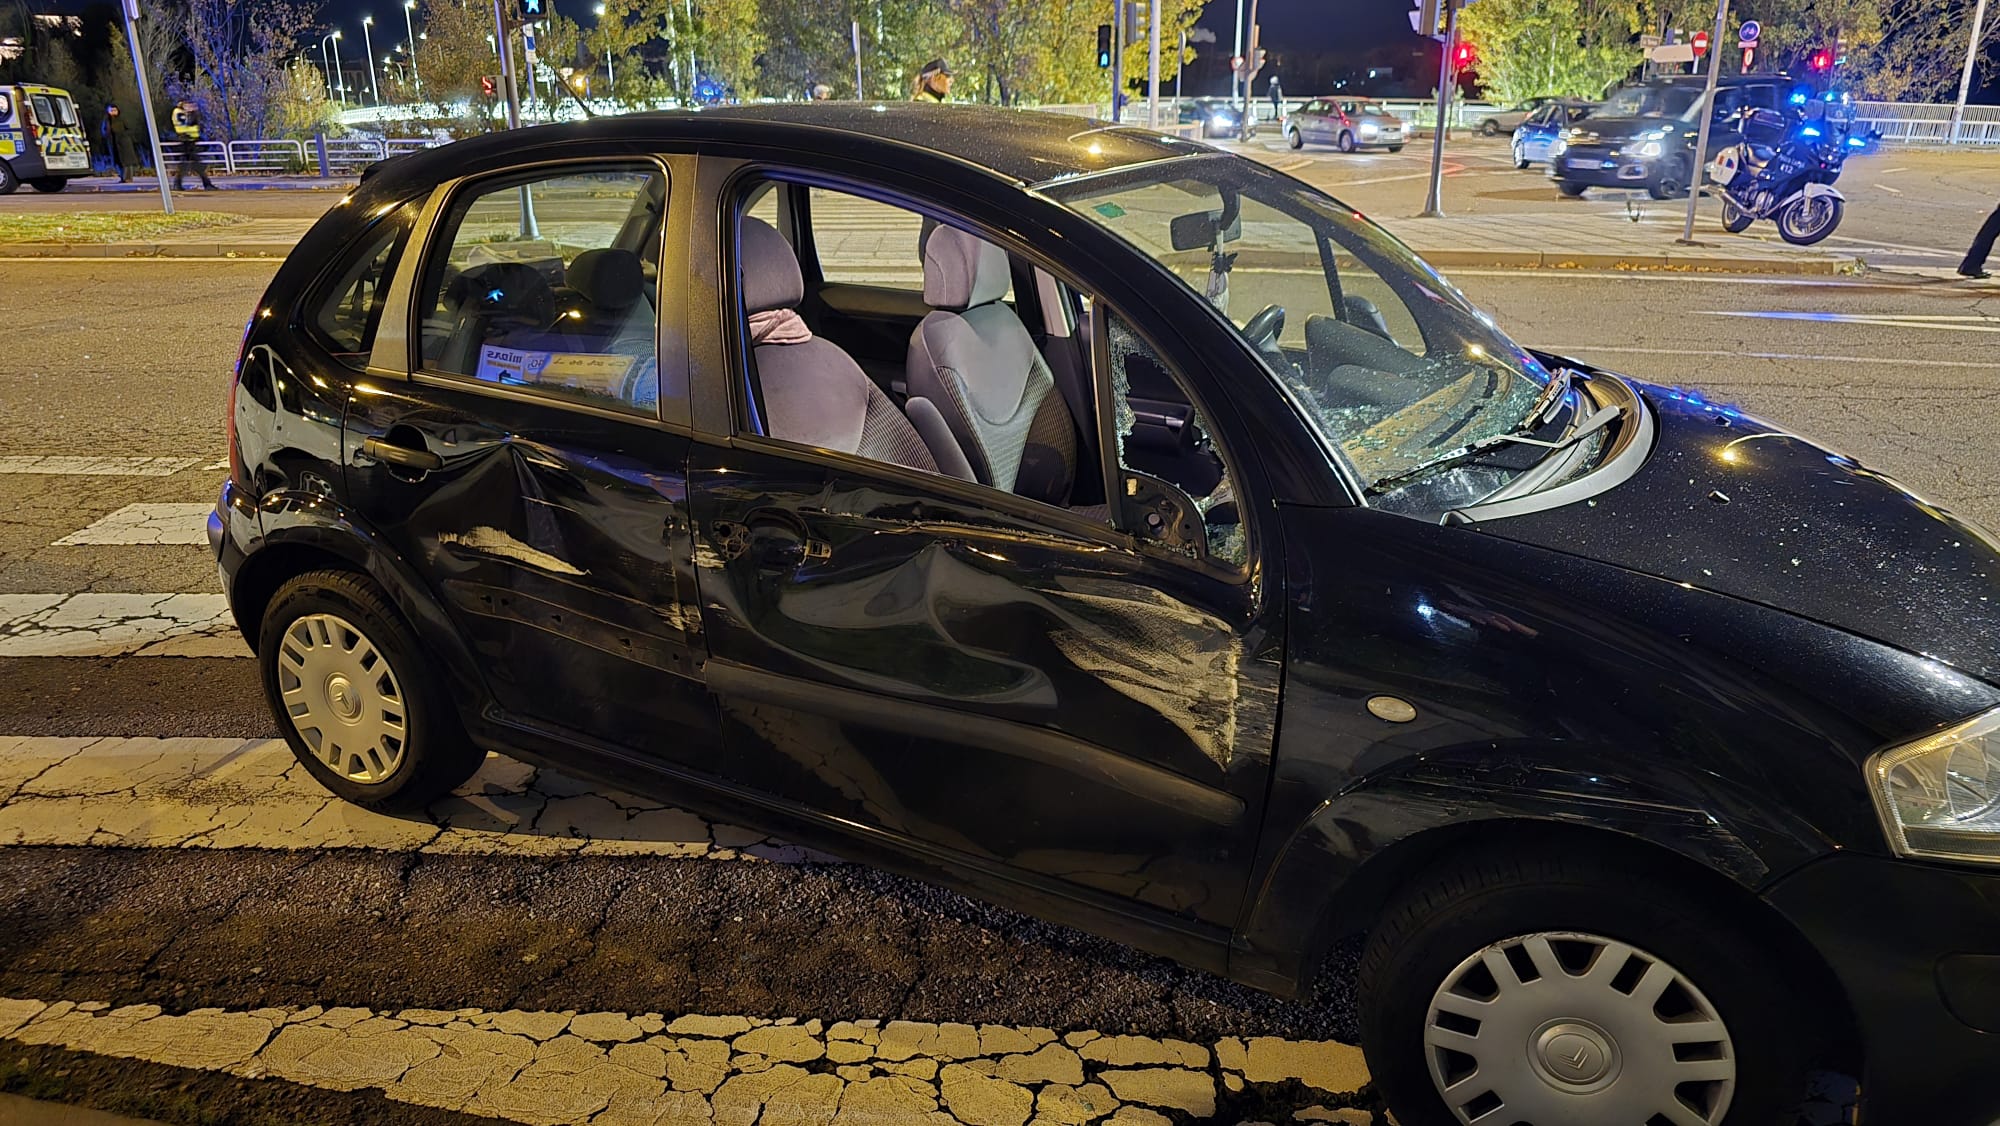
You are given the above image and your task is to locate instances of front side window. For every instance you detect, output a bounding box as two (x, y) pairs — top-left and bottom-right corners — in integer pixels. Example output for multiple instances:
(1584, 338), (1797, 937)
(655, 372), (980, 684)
(419, 165), (665, 416)
(1048, 155), (1554, 497)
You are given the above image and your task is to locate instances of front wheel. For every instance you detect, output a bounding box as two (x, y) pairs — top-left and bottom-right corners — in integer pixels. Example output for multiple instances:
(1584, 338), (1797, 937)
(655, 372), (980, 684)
(1513, 147), (1531, 170)
(1720, 197), (1755, 233)
(1648, 155), (1691, 200)
(1777, 195), (1843, 245)
(28, 177), (66, 193)
(1557, 182), (1588, 198)
(259, 569), (487, 811)
(1287, 127), (1304, 150)
(1337, 131), (1357, 154)
(0, 160), (18, 195)
(1388, 145), (1405, 153)
(1359, 849), (1814, 1126)
(1480, 119), (1500, 136)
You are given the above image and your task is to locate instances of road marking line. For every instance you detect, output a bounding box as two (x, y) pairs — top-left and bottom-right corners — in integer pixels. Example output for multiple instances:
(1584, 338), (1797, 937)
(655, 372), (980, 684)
(0, 997), (1368, 1122)
(1700, 310), (2000, 333)
(0, 456), (200, 477)
(0, 735), (818, 860)
(1542, 344), (2000, 370)
(1447, 269), (1950, 289)
(1876, 183), (1903, 195)
(53, 503), (213, 546)
(0, 594), (242, 658)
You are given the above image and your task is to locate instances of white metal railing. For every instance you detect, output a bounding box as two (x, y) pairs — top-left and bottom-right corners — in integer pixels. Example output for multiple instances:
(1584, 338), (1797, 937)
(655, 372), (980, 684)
(321, 137), (389, 170)
(226, 139), (306, 173)
(1854, 101), (2000, 146)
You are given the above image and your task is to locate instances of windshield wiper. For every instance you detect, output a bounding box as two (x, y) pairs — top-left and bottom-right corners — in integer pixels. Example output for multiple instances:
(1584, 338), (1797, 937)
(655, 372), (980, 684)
(1365, 394), (1621, 497)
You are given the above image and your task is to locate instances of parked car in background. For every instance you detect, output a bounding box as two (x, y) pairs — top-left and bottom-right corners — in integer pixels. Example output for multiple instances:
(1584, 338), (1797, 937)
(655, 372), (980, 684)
(1551, 74), (1788, 200)
(215, 103), (2000, 1126)
(1181, 98), (1243, 140)
(1512, 100), (1595, 168)
(0, 82), (90, 194)
(1286, 99), (1405, 152)
(1478, 96), (1562, 135)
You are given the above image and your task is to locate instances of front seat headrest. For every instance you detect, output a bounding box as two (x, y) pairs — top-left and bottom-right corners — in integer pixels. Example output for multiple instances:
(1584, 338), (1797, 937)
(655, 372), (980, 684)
(566, 248), (645, 311)
(922, 225), (1010, 311)
(740, 215), (804, 314)
(447, 261), (556, 322)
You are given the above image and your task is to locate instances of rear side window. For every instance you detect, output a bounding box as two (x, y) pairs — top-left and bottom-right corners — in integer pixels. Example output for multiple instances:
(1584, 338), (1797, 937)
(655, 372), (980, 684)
(302, 203), (416, 370)
(418, 164), (667, 417)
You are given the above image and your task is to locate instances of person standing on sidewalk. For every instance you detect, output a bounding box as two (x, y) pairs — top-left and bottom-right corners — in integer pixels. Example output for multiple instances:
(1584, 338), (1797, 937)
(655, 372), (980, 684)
(100, 104), (140, 183)
(912, 59), (953, 103)
(169, 98), (217, 191)
(1960, 201), (2000, 280)
(1267, 75), (1284, 125)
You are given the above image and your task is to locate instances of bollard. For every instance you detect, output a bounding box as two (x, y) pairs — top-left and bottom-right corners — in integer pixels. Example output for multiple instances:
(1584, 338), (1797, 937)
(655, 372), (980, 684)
(314, 132), (330, 179)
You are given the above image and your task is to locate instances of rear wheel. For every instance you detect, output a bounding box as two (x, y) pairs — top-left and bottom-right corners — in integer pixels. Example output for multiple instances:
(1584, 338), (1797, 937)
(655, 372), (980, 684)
(1481, 119), (1500, 136)
(28, 177), (66, 193)
(1557, 182), (1587, 198)
(1388, 145), (1405, 153)
(1359, 849), (1812, 1126)
(1776, 195), (1843, 245)
(1287, 127), (1304, 150)
(259, 569), (486, 811)
(1720, 198), (1755, 233)
(0, 161), (18, 195)
(1338, 131), (1358, 153)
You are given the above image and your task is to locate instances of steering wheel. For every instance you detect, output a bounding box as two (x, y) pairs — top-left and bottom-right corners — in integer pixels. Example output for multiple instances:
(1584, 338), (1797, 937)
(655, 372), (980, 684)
(1241, 303), (1289, 370)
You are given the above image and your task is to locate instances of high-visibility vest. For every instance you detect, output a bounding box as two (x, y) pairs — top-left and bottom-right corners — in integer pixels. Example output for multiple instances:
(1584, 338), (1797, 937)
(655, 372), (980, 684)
(171, 109), (199, 139)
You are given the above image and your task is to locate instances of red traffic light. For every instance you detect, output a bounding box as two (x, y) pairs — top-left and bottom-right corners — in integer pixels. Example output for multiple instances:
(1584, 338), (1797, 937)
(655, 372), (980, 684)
(1809, 49), (1834, 70)
(1451, 42), (1474, 68)
(480, 74), (497, 97)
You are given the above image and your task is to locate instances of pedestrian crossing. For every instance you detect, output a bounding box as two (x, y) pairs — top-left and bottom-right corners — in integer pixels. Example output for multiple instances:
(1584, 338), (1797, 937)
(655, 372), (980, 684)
(0, 455), (1378, 1125)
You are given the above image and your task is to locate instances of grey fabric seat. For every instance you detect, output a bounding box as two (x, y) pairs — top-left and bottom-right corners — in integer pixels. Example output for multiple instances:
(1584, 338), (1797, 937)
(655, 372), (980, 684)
(740, 217), (938, 473)
(906, 226), (1075, 504)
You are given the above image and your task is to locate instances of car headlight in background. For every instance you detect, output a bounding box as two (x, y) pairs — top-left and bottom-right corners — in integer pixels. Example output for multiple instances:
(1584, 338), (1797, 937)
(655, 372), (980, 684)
(1632, 141), (1664, 158)
(1871, 707), (2000, 864)
(1359, 123), (1378, 137)
(1210, 114), (1232, 129)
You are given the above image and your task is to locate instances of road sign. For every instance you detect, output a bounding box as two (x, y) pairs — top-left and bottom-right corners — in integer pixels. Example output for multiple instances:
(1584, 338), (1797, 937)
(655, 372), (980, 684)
(1738, 20), (1760, 45)
(1691, 29), (1710, 56)
(1650, 43), (1697, 62)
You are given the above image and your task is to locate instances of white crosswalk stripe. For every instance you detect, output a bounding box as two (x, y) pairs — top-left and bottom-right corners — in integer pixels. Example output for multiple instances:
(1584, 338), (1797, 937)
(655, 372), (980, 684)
(0, 593), (241, 657)
(52, 502), (214, 546)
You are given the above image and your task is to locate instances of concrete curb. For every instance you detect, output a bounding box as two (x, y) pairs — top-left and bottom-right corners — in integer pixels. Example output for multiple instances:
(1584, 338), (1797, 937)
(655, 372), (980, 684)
(55, 180), (353, 193)
(0, 242), (296, 259)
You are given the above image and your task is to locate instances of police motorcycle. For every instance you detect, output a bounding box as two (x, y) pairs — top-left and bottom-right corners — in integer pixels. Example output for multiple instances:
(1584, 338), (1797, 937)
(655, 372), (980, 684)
(1710, 92), (1868, 246)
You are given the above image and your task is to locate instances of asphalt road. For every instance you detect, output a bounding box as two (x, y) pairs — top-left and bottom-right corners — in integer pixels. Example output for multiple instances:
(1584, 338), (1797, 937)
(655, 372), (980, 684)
(0, 245), (1990, 1124)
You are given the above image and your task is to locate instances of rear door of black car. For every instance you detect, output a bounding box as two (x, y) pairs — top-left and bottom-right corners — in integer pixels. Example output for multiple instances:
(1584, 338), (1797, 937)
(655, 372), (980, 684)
(342, 157), (718, 756)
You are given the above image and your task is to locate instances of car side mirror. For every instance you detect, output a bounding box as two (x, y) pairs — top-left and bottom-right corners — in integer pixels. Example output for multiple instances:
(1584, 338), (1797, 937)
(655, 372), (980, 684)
(1120, 470), (1209, 562)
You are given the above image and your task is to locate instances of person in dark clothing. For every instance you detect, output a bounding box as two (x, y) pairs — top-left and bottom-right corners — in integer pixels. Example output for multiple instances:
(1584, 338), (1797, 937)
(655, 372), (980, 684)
(100, 104), (140, 183)
(169, 98), (217, 191)
(1960, 202), (2000, 280)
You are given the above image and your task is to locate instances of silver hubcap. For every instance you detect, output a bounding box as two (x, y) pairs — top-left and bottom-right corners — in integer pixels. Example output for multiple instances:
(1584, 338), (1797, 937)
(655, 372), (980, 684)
(1425, 931), (1736, 1125)
(276, 612), (408, 785)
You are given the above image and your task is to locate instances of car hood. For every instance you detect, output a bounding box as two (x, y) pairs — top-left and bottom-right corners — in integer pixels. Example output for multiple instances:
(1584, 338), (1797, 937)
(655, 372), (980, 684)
(1472, 380), (2000, 685)
(1566, 116), (1684, 144)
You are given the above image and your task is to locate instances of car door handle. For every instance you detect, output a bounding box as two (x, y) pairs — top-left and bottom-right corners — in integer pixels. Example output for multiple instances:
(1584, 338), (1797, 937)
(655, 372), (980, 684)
(712, 520), (830, 569)
(362, 435), (443, 472)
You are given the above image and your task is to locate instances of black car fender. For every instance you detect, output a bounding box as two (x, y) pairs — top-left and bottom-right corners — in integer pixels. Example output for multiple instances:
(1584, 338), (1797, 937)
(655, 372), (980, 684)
(230, 493), (492, 712)
(1226, 738), (1841, 998)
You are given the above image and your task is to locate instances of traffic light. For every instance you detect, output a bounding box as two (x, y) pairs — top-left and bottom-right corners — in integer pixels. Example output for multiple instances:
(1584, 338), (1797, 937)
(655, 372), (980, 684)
(1808, 48), (1833, 71)
(480, 74), (497, 97)
(518, 0), (548, 22)
(1409, 0), (1443, 39)
(1451, 41), (1475, 69)
(1097, 24), (1112, 68)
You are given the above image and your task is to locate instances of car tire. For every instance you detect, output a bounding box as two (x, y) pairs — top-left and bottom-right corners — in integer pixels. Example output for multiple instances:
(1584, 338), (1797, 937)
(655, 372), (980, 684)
(1358, 848), (1812, 1126)
(1557, 182), (1587, 198)
(1481, 119), (1500, 136)
(1338, 131), (1357, 153)
(0, 161), (18, 195)
(1649, 155), (1691, 200)
(1388, 145), (1405, 153)
(259, 569), (486, 812)
(28, 177), (66, 193)
(1287, 127), (1304, 150)
(1513, 147), (1530, 169)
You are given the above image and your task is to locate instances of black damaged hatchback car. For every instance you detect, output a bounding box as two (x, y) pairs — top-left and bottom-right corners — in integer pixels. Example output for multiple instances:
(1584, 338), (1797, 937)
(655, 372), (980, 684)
(213, 105), (2000, 1126)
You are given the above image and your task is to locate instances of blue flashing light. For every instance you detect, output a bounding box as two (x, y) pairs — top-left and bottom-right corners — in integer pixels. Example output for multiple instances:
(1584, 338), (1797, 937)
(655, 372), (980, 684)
(1848, 135), (1867, 147)
(1789, 91), (1809, 105)
(1800, 125), (1822, 138)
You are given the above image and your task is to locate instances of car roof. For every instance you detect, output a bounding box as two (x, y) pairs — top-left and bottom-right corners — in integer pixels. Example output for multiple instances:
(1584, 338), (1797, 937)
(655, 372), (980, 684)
(367, 104), (1206, 193)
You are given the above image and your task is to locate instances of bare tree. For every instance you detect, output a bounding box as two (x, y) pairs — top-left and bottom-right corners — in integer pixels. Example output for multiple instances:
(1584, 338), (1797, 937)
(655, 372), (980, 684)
(149, 0), (319, 141)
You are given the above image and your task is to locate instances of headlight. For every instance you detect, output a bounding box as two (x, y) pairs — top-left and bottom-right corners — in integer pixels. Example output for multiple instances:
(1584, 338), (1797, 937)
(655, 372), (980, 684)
(1870, 707), (2000, 863)
(1633, 140), (1664, 158)
(1359, 123), (1378, 137)
(1211, 114), (1231, 128)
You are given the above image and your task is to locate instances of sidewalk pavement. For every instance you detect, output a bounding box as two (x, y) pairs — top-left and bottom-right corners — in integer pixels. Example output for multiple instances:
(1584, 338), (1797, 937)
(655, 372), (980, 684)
(0, 195), (1861, 275)
(58, 174), (351, 193)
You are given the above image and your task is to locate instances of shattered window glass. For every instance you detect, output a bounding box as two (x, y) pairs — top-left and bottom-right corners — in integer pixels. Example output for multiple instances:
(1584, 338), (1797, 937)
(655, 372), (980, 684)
(1105, 310), (1248, 569)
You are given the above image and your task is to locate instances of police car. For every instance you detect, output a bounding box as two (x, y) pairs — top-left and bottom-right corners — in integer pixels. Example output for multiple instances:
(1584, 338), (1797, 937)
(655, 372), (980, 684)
(0, 82), (91, 194)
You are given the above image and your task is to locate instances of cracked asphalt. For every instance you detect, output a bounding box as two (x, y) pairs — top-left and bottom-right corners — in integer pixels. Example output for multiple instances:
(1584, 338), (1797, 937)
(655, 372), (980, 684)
(1, 201), (1995, 1123)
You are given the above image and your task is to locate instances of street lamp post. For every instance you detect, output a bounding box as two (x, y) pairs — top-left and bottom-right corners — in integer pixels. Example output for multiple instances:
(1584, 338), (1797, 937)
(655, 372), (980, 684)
(362, 16), (380, 106)
(330, 29), (346, 106)
(595, 3), (613, 86)
(404, 1), (423, 100)
(1951, 0), (1991, 144)
(319, 36), (336, 100)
